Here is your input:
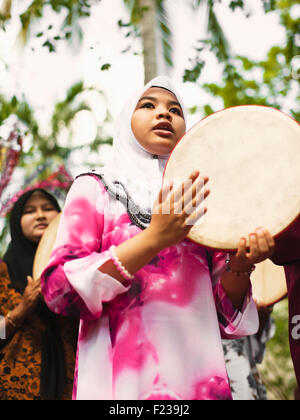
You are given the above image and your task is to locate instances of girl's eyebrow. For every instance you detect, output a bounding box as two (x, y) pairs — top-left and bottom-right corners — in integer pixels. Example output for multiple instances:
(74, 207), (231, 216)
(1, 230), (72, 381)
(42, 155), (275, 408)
(137, 95), (157, 104)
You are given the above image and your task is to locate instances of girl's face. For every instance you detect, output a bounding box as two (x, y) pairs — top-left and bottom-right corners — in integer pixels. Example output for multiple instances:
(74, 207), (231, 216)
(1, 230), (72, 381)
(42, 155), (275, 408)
(20, 192), (59, 243)
(131, 87), (186, 155)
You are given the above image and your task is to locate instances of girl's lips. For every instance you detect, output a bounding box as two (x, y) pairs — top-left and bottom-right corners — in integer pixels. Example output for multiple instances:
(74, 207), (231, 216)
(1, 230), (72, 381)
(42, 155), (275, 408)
(153, 129), (174, 138)
(153, 122), (174, 138)
(153, 122), (174, 133)
(35, 224), (48, 229)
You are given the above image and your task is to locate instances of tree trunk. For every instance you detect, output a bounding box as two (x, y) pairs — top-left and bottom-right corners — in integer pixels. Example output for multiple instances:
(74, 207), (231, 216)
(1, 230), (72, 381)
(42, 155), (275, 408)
(139, 0), (158, 84)
(0, 0), (12, 17)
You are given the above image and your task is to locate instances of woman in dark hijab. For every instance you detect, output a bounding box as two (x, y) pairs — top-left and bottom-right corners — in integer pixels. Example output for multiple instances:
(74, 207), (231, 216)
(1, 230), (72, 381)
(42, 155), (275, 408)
(0, 189), (78, 400)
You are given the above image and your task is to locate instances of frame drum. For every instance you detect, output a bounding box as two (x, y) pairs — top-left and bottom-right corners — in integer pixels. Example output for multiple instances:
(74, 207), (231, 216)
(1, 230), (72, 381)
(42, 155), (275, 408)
(33, 212), (61, 281)
(163, 106), (300, 250)
(250, 259), (287, 306)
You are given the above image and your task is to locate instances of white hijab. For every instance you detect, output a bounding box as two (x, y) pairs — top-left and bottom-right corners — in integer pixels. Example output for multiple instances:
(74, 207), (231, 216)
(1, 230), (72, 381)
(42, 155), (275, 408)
(97, 76), (187, 213)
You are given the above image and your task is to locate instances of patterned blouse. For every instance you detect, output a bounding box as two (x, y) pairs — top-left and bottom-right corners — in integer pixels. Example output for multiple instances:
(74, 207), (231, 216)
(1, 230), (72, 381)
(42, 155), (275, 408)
(41, 174), (259, 400)
(0, 261), (78, 400)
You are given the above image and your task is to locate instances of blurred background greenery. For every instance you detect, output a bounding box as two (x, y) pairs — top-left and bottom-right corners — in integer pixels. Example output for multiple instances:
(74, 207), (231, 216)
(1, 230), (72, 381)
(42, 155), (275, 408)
(259, 299), (297, 400)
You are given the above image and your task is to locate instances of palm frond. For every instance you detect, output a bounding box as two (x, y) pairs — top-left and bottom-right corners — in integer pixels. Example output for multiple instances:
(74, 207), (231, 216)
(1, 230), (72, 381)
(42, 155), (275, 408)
(123, 0), (144, 25)
(206, 0), (230, 62)
(156, 0), (173, 67)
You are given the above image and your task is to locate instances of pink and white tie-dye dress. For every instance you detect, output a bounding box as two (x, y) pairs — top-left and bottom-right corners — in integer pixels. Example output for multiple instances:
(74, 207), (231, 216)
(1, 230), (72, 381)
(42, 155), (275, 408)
(41, 174), (259, 400)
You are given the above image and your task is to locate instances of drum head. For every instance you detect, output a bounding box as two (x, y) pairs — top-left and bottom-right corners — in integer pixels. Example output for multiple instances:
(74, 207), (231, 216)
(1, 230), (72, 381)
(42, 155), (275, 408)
(251, 259), (287, 306)
(163, 106), (300, 250)
(33, 212), (61, 281)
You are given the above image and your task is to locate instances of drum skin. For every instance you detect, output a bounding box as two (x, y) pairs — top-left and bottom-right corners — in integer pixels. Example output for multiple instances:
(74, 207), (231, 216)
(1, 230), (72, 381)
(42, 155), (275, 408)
(33, 212), (62, 281)
(163, 105), (300, 251)
(250, 259), (287, 307)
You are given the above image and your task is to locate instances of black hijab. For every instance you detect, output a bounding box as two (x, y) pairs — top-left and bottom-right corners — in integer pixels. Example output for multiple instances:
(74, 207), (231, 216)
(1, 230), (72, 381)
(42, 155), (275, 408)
(3, 188), (66, 400)
(3, 188), (60, 293)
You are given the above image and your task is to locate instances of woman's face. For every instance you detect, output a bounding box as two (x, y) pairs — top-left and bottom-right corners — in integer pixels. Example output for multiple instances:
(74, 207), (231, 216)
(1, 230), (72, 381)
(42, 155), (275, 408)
(131, 87), (186, 156)
(20, 192), (59, 243)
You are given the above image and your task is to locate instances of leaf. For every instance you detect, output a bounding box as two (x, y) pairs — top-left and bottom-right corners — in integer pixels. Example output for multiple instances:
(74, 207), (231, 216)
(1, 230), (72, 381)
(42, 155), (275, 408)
(101, 63), (111, 71)
(42, 39), (56, 52)
(229, 0), (244, 11)
(183, 60), (205, 82)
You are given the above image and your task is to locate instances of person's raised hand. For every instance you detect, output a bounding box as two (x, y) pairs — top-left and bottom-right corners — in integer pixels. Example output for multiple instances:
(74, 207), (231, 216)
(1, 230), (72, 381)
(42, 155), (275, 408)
(149, 170), (210, 250)
(229, 227), (275, 272)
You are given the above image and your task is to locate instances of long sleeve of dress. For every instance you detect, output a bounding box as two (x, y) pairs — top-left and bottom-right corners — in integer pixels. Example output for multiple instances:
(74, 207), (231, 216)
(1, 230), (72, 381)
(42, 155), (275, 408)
(41, 176), (130, 320)
(210, 251), (258, 339)
(269, 215), (300, 388)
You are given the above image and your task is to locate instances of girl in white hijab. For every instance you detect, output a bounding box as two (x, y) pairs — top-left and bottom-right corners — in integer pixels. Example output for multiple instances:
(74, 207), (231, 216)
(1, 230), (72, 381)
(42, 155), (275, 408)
(42, 76), (274, 400)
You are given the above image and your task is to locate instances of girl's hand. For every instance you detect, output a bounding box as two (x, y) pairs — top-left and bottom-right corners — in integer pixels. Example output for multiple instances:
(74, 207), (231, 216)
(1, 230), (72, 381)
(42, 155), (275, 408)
(148, 171), (210, 250)
(19, 276), (42, 315)
(221, 228), (275, 311)
(6, 276), (42, 331)
(229, 227), (275, 272)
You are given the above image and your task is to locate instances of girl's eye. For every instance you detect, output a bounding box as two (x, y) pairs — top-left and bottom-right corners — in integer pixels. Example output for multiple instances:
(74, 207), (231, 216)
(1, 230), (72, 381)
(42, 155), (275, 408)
(170, 107), (182, 116)
(23, 209), (34, 214)
(141, 102), (155, 109)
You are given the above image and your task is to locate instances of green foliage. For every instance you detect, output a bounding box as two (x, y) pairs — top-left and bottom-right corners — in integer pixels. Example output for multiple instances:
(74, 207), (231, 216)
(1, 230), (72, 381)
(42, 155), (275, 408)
(0, 80), (112, 169)
(156, 0), (172, 67)
(0, 80), (112, 255)
(0, 94), (40, 138)
(101, 63), (111, 71)
(0, 0), (101, 51)
(207, 0), (230, 62)
(184, 1), (300, 121)
(259, 299), (297, 400)
(229, 0), (245, 11)
(121, 0), (173, 68)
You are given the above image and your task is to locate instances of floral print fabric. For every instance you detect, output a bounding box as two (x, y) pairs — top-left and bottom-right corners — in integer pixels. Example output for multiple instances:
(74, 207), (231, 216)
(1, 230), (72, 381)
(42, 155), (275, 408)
(41, 175), (258, 400)
(0, 261), (77, 400)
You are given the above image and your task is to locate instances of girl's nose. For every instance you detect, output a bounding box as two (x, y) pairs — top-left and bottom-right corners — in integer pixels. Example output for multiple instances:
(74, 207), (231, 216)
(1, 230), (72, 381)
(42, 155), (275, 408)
(157, 109), (172, 120)
(36, 208), (46, 219)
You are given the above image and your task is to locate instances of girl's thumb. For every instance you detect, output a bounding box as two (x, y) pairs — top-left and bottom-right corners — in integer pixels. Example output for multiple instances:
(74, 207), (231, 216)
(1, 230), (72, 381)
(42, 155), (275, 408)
(27, 275), (33, 284)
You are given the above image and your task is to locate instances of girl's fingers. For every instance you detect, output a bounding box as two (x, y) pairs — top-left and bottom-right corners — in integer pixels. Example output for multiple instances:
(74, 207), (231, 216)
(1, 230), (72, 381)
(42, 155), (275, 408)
(255, 228), (270, 254)
(158, 182), (173, 205)
(160, 182), (174, 214)
(154, 182), (173, 214)
(248, 233), (260, 258)
(186, 206), (207, 226)
(183, 187), (210, 217)
(173, 172), (198, 204)
(236, 237), (247, 259)
(157, 171), (209, 219)
(184, 177), (209, 208)
(27, 275), (33, 285)
(174, 176), (209, 215)
(261, 227), (275, 251)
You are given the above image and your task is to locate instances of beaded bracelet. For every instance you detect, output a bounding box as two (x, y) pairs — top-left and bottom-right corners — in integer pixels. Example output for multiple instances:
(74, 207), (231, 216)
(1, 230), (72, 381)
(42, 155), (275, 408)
(110, 246), (134, 281)
(225, 258), (255, 277)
